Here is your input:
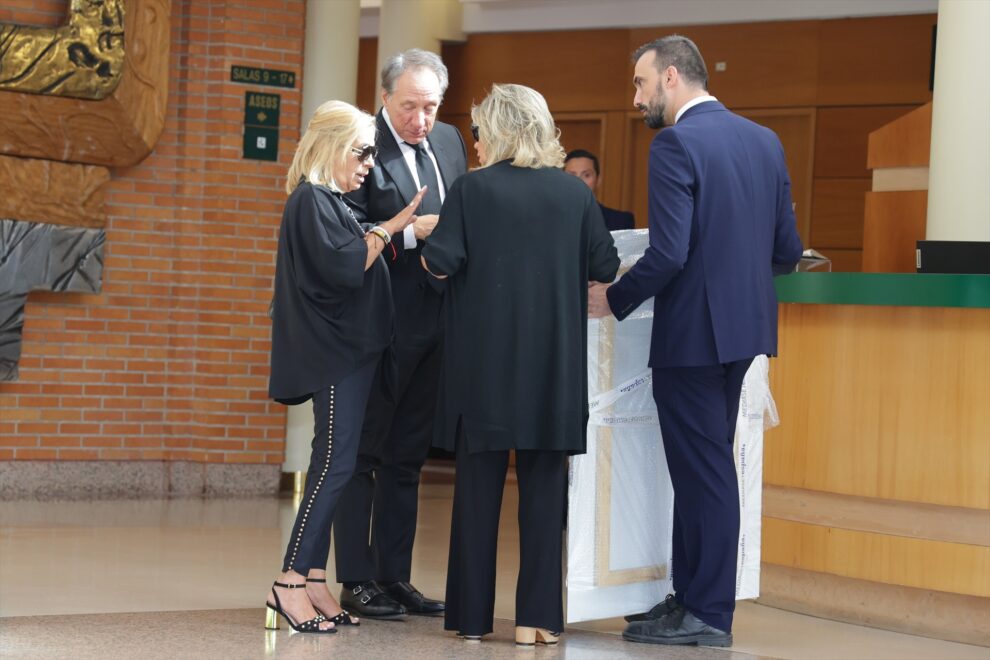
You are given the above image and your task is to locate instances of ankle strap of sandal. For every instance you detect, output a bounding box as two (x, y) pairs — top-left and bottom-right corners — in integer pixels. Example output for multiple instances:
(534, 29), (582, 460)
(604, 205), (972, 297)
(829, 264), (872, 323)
(273, 581), (307, 590)
(305, 578), (327, 583)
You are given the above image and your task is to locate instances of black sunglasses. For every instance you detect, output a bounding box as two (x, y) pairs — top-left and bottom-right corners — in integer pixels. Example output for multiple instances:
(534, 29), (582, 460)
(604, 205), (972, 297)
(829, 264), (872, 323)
(470, 124), (479, 142)
(350, 144), (378, 161)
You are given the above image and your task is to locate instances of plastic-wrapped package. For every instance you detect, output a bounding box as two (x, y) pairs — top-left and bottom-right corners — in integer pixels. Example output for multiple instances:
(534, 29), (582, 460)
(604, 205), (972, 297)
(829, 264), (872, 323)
(566, 229), (773, 623)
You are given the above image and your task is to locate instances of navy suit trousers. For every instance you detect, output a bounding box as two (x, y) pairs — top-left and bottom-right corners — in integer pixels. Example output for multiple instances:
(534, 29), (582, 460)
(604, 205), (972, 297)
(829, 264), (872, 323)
(652, 357), (753, 633)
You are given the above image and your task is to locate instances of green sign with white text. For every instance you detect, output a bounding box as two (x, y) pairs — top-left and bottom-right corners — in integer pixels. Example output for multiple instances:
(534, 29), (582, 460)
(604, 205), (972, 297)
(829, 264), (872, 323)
(231, 65), (296, 89)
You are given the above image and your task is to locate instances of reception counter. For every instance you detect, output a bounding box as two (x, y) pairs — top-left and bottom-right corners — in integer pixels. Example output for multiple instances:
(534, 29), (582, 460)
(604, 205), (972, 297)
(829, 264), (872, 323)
(761, 273), (990, 646)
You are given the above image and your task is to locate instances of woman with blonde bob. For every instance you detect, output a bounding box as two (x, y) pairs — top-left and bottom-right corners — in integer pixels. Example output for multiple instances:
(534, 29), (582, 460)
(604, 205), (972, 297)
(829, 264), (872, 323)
(267, 100), (425, 634)
(422, 84), (619, 645)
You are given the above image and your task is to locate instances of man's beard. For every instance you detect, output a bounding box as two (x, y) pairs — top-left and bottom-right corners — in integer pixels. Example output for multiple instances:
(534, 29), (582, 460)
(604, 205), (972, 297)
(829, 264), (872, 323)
(641, 96), (667, 129)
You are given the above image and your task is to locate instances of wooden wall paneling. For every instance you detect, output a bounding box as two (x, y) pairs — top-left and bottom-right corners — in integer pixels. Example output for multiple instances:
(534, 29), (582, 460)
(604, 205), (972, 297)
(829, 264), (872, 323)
(555, 113), (606, 161)
(818, 14), (936, 107)
(601, 110), (632, 213)
(738, 108), (816, 247)
(815, 105), (920, 178)
(810, 178), (871, 249)
(868, 102), (932, 169)
(861, 190), (928, 273)
(555, 111), (607, 206)
(622, 113), (656, 229)
(762, 517), (990, 598)
(357, 37), (379, 114)
(441, 30), (631, 116)
(768, 304), (990, 509)
(759, 564), (990, 647)
(629, 21), (821, 109)
(817, 248), (862, 272)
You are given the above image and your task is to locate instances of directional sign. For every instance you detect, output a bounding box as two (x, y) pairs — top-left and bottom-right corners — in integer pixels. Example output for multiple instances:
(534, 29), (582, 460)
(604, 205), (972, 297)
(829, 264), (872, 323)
(243, 92), (280, 161)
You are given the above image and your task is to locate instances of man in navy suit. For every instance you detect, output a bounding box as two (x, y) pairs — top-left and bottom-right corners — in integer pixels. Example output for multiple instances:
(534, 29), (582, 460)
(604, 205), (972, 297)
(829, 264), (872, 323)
(564, 149), (636, 230)
(588, 36), (803, 647)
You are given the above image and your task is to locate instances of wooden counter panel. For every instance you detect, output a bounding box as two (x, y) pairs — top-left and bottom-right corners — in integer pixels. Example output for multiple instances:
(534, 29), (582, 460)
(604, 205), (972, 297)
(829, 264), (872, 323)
(768, 304), (990, 509)
(762, 517), (990, 598)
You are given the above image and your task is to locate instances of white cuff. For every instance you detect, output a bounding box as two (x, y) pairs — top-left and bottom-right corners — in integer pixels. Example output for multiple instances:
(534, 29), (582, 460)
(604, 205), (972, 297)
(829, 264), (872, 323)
(403, 224), (416, 249)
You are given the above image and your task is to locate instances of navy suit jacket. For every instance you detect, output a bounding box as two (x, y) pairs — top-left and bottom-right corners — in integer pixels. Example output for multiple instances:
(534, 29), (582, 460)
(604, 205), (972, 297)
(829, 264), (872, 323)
(600, 204), (635, 231)
(606, 101), (803, 368)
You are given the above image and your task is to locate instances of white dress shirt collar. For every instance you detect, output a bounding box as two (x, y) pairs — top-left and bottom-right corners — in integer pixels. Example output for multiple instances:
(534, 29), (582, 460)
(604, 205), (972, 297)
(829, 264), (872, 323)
(675, 95), (718, 124)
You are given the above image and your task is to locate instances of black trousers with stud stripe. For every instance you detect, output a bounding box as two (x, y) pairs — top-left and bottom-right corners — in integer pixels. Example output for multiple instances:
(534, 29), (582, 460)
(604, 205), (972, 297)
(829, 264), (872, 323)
(281, 358), (378, 574)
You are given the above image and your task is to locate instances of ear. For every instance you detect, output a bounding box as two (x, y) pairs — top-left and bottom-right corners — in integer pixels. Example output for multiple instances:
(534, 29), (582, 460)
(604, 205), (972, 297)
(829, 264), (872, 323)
(664, 65), (679, 88)
(380, 88), (389, 108)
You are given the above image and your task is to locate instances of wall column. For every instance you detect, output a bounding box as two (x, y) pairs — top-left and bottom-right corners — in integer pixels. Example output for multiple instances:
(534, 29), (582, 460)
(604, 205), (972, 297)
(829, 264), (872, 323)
(926, 0), (990, 241)
(283, 0), (362, 477)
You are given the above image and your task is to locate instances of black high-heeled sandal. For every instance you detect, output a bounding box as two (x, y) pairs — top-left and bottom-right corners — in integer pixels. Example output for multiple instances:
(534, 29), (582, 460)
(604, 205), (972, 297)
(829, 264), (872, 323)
(306, 577), (360, 626)
(265, 581), (337, 634)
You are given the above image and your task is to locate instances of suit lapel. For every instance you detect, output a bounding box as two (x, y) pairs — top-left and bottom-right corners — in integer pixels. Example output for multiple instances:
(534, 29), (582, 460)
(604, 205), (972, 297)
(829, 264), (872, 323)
(430, 130), (456, 194)
(376, 111), (419, 205)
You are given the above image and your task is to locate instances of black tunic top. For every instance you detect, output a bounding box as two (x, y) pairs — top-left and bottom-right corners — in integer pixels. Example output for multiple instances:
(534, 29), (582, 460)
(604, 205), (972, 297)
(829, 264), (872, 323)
(269, 182), (393, 403)
(421, 162), (620, 454)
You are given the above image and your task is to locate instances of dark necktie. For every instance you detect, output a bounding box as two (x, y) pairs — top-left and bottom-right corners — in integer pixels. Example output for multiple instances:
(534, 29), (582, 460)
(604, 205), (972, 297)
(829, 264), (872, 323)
(406, 141), (443, 215)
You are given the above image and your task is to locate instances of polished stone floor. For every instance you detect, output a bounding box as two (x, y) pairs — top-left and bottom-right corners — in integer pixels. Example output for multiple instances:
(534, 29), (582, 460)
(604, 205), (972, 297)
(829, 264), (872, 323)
(0, 484), (986, 659)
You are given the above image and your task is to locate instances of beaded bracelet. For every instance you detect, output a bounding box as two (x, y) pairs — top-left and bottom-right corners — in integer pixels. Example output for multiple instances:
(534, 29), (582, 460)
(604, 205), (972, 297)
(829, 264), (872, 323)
(368, 226), (391, 246)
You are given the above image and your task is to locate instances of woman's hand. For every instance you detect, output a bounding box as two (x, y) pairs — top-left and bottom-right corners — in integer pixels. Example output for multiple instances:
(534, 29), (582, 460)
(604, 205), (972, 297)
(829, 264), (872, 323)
(381, 186), (428, 237)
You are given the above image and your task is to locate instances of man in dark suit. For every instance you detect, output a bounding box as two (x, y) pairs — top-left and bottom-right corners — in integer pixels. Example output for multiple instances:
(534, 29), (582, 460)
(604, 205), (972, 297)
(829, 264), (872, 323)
(588, 36), (803, 647)
(564, 149), (636, 230)
(332, 48), (468, 620)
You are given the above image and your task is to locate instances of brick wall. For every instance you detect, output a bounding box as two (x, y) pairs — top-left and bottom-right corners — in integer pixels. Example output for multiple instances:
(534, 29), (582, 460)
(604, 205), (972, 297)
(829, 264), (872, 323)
(0, 1), (66, 27)
(0, 1), (305, 475)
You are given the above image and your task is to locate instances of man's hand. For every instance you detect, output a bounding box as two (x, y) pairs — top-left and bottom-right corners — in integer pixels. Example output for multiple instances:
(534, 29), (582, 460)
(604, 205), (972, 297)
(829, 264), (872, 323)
(413, 213), (439, 240)
(588, 282), (613, 319)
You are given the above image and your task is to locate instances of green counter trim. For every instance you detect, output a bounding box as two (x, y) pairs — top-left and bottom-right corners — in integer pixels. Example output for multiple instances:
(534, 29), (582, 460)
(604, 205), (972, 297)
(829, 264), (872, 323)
(774, 273), (990, 308)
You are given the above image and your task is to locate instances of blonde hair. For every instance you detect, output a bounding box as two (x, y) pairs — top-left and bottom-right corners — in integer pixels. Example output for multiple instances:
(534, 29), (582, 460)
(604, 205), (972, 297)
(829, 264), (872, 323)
(471, 84), (565, 170)
(286, 100), (375, 195)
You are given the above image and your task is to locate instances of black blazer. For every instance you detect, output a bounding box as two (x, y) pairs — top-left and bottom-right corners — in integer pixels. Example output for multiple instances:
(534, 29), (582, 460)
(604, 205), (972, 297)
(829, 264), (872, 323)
(600, 203), (635, 231)
(345, 111), (468, 344)
(422, 162), (620, 455)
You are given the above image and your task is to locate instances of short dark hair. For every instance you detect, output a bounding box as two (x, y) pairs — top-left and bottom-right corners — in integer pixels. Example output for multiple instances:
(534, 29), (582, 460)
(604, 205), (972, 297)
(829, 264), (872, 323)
(564, 149), (599, 176)
(633, 35), (709, 90)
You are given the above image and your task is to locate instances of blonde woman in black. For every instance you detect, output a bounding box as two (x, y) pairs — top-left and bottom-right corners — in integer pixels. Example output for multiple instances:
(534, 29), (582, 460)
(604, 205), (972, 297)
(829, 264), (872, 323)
(266, 100), (425, 633)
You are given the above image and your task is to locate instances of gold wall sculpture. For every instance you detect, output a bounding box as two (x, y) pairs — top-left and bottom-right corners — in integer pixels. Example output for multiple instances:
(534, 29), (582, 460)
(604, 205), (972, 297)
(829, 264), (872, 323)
(0, 0), (125, 100)
(0, 0), (171, 381)
(0, 0), (170, 167)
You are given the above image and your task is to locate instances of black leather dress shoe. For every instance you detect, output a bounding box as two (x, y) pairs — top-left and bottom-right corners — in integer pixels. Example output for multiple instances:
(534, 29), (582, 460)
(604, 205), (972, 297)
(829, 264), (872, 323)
(623, 609), (732, 647)
(340, 581), (407, 620)
(624, 593), (681, 622)
(382, 581), (445, 617)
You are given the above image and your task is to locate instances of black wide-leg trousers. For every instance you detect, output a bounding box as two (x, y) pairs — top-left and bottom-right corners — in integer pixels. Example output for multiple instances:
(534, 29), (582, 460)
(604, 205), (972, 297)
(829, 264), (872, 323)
(652, 357), (752, 633)
(281, 358), (378, 574)
(444, 434), (568, 636)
